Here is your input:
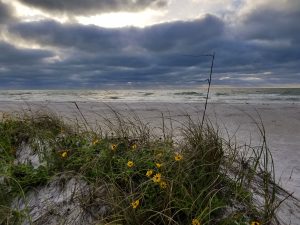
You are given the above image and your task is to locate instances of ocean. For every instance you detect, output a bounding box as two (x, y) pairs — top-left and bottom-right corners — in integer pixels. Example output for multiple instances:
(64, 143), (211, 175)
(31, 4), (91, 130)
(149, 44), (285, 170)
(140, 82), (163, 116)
(0, 87), (299, 104)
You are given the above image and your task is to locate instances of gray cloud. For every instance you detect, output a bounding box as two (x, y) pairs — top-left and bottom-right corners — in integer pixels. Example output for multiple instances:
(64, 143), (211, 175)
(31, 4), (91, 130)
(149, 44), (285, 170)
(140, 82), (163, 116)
(3, 15), (222, 88)
(241, 10), (300, 45)
(239, 0), (300, 44)
(0, 41), (53, 64)
(138, 15), (224, 52)
(228, 0), (300, 84)
(17, 0), (168, 15)
(9, 21), (127, 52)
(0, 0), (15, 24)
(1, 9), (300, 88)
(0, 41), (55, 88)
(8, 15), (223, 71)
(9, 15), (224, 54)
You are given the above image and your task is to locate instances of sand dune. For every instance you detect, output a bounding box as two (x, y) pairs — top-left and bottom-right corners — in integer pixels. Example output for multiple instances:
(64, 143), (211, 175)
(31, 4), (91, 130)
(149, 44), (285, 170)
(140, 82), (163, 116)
(1, 101), (300, 224)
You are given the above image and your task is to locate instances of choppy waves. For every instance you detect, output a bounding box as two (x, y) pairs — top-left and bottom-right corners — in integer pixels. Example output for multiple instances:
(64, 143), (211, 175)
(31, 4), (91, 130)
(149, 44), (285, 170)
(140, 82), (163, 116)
(0, 88), (299, 104)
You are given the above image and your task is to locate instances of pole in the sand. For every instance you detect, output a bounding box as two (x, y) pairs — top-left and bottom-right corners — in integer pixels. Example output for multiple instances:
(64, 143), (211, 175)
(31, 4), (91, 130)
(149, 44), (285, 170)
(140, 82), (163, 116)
(201, 52), (215, 127)
(180, 53), (216, 127)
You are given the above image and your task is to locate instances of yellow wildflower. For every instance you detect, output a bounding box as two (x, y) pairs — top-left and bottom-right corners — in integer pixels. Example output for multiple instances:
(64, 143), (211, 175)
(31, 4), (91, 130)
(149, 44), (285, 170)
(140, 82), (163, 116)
(192, 218), (201, 225)
(111, 144), (117, 151)
(175, 153), (183, 161)
(251, 222), (260, 225)
(152, 173), (161, 183)
(155, 163), (162, 168)
(159, 181), (167, 189)
(60, 150), (68, 158)
(92, 139), (99, 145)
(127, 161), (134, 168)
(146, 169), (154, 177)
(131, 199), (140, 209)
(131, 143), (137, 150)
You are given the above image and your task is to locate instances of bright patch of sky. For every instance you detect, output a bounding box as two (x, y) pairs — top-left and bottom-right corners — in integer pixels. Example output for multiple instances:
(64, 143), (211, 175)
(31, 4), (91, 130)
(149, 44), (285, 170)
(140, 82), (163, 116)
(7, 0), (246, 27)
(76, 10), (164, 28)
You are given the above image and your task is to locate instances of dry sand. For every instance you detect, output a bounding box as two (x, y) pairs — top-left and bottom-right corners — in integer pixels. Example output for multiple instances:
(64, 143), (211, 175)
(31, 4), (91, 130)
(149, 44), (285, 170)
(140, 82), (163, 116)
(1, 101), (300, 224)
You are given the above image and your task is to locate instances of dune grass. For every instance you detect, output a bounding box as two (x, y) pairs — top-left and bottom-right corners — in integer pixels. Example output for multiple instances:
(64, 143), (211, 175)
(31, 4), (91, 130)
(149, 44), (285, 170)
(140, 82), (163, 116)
(0, 108), (287, 225)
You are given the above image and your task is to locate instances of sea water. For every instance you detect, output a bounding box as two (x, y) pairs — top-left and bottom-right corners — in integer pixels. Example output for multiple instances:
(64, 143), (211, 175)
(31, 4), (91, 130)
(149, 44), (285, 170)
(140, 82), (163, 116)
(0, 88), (299, 104)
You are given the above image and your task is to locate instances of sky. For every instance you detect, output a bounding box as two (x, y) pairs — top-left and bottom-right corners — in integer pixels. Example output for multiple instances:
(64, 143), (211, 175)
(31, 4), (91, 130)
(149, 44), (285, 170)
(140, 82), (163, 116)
(0, 0), (299, 89)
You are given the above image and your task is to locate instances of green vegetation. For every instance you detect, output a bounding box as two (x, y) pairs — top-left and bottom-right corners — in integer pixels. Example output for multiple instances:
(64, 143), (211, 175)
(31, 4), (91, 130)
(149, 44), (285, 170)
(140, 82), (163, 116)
(0, 110), (284, 225)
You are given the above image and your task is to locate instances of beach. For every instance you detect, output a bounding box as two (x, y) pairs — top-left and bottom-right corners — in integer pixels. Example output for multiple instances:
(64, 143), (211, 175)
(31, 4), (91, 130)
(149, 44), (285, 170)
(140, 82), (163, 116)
(1, 100), (300, 200)
(1, 99), (300, 224)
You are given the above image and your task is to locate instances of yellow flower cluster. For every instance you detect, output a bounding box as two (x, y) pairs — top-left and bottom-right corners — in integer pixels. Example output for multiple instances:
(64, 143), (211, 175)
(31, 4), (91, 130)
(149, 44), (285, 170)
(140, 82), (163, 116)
(146, 169), (153, 177)
(159, 181), (167, 189)
(131, 199), (140, 209)
(175, 153), (183, 161)
(60, 150), (69, 158)
(92, 139), (99, 145)
(127, 161), (134, 168)
(111, 144), (117, 151)
(152, 173), (161, 183)
(192, 218), (201, 225)
(131, 143), (137, 150)
(127, 148), (186, 209)
(146, 170), (167, 189)
(155, 163), (162, 168)
(251, 222), (260, 225)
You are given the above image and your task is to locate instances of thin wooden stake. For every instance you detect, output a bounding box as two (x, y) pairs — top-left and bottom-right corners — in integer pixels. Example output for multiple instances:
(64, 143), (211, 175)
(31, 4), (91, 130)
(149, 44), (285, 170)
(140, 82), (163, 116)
(201, 52), (215, 127)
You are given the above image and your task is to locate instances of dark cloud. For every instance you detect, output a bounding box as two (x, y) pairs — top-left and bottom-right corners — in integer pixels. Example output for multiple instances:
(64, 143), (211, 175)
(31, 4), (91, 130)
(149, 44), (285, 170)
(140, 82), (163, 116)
(0, 41), (55, 88)
(0, 41), (53, 64)
(138, 15), (224, 52)
(224, 0), (300, 85)
(0, 0), (15, 24)
(239, 0), (300, 44)
(9, 15), (223, 54)
(17, 0), (168, 16)
(9, 20), (126, 52)
(1, 10), (300, 88)
(2, 14), (220, 88)
(241, 11), (300, 46)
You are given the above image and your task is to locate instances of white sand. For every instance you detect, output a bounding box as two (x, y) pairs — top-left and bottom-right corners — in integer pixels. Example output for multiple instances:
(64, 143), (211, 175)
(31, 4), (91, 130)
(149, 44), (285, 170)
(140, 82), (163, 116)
(1, 101), (300, 223)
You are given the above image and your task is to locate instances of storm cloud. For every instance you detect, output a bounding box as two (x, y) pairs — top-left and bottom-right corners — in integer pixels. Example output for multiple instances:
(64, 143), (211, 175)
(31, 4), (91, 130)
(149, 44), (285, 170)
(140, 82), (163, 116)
(17, 0), (168, 15)
(239, 0), (300, 44)
(0, 0), (300, 88)
(0, 41), (53, 64)
(9, 15), (224, 54)
(0, 0), (15, 24)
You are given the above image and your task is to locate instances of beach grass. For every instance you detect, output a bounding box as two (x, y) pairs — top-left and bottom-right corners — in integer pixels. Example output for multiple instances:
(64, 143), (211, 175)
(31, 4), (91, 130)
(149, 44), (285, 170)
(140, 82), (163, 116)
(0, 108), (287, 225)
